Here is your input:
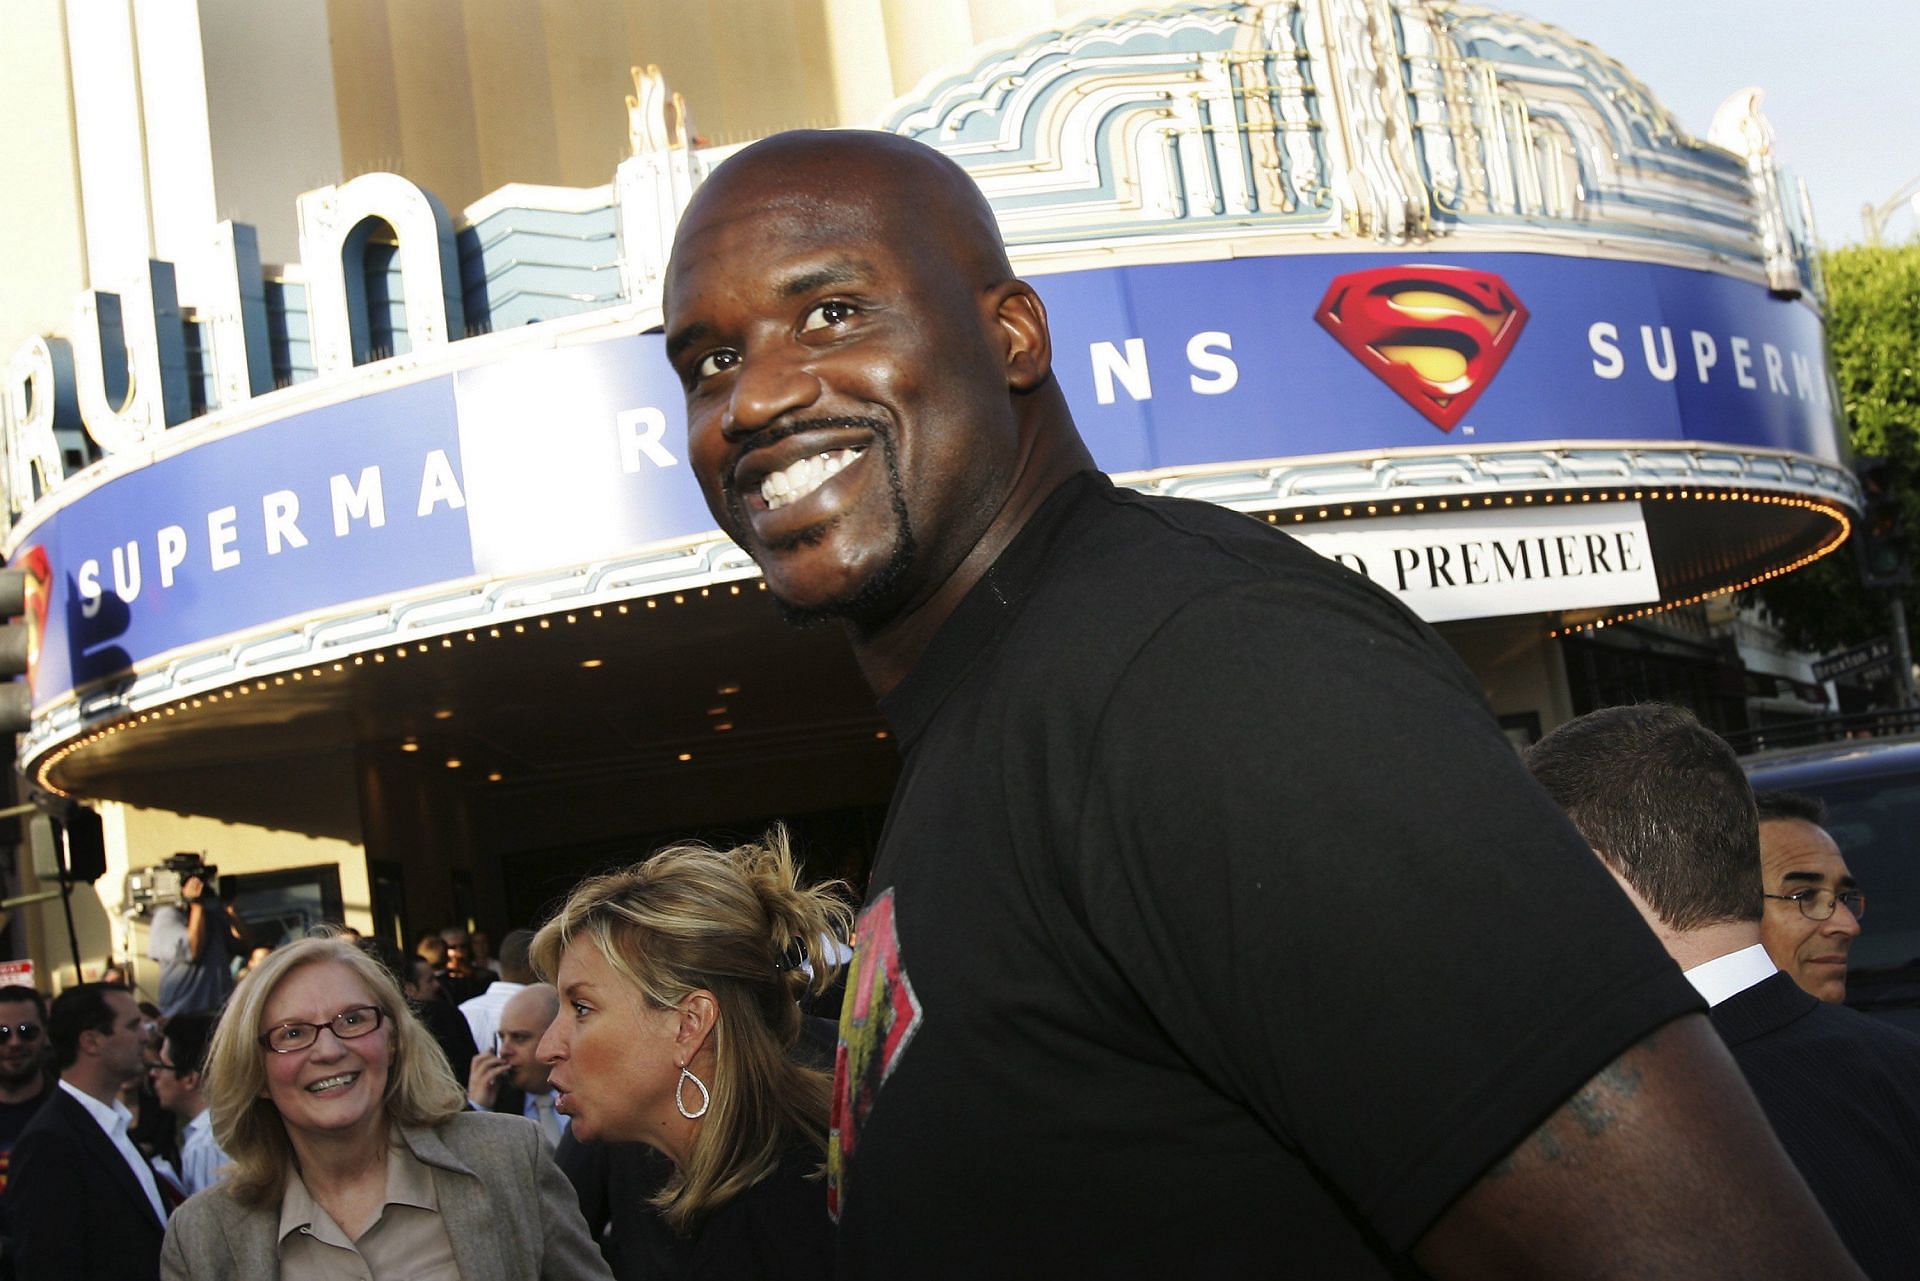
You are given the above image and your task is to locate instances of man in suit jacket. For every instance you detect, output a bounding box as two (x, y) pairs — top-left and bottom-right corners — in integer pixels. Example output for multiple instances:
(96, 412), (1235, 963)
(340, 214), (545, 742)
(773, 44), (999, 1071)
(1528, 704), (1920, 1280)
(7, 982), (170, 1281)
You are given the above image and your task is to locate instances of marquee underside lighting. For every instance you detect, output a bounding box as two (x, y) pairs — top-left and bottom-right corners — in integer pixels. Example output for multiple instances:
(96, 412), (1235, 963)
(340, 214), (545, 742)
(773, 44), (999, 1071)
(29, 576), (773, 796)
(27, 468), (1848, 799)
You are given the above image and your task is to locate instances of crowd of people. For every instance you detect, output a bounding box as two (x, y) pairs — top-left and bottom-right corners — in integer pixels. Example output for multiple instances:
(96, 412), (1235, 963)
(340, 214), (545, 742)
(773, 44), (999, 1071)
(0, 130), (1916, 1280)
(0, 823), (848, 1281)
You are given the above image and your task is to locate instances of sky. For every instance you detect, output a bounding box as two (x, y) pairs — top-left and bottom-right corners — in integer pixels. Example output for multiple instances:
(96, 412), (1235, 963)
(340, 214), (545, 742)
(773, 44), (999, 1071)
(1499, 1), (1920, 246)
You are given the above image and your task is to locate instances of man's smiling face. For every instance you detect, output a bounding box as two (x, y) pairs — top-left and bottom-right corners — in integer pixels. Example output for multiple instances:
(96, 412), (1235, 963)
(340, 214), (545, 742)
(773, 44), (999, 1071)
(1759, 817), (1861, 1003)
(665, 137), (1025, 634)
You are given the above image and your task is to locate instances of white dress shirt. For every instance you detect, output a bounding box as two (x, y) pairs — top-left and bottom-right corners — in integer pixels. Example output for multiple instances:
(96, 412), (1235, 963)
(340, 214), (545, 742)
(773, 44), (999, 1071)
(457, 980), (527, 1053)
(178, 1107), (229, 1194)
(1681, 942), (1778, 1008)
(57, 1078), (167, 1222)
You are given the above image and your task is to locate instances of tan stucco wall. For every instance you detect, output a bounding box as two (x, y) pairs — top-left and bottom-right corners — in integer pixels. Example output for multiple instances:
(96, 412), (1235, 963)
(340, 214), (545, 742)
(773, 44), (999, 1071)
(0, 0), (89, 360)
(5, 0), (1147, 359)
(16, 776), (370, 997)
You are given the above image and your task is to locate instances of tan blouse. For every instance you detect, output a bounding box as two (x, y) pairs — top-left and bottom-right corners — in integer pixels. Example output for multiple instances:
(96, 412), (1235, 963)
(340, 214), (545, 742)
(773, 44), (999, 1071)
(276, 1141), (460, 1281)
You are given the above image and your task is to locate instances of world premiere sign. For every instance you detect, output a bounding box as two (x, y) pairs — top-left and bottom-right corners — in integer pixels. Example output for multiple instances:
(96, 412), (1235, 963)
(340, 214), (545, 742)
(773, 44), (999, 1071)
(1289, 504), (1660, 624)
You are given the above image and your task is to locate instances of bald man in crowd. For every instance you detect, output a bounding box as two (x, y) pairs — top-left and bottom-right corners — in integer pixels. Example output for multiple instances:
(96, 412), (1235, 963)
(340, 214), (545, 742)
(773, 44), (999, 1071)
(661, 128), (1858, 1278)
(468, 983), (566, 1147)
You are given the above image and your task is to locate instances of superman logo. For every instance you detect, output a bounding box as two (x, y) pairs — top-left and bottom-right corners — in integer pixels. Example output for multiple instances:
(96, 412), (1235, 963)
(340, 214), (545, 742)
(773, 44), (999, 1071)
(828, 888), (922, 1221)
(1314, 265), (1529, 431)
(11, 547), (48, 696)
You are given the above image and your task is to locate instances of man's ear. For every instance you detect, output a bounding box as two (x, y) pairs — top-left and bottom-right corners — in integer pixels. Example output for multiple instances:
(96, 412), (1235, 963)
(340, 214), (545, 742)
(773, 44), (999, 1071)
(182, 1069), (205, 1094)
(991, 281), (1053, 392)
(676, 991), (718, 1062)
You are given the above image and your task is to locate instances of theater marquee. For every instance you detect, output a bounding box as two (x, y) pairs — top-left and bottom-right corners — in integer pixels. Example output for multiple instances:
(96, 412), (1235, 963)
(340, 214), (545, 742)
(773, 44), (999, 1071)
(6, 249), (1848, 722)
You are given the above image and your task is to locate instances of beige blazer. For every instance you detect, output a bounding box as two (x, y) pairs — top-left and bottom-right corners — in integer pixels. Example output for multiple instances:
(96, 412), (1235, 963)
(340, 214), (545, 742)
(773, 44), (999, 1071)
(159, 1110), (613, 1281)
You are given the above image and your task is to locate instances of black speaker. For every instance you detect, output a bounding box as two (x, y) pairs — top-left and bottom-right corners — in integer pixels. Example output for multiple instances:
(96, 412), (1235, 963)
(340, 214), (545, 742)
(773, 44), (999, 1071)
(56, 804), (106, 883)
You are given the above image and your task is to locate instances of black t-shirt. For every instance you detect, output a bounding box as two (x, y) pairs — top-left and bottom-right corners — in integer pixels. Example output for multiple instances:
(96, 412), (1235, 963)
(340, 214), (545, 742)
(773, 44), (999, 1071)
(0, 1085), (50, 1197)
(559, 1022), (837, 1281)
(567, 1141), (831, 1281)
(676, 1144), (833, 1280)
(828, 472), (1700, 1278)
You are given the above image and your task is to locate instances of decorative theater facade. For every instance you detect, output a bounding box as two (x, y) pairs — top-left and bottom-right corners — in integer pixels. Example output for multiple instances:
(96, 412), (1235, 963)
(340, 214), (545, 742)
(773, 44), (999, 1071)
(0, 1), (1850, 980)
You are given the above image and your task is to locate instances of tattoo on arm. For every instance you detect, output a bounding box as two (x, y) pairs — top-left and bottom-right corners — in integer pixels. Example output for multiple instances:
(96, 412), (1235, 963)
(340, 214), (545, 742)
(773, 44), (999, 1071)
(1484, 1029), (1655, 1178)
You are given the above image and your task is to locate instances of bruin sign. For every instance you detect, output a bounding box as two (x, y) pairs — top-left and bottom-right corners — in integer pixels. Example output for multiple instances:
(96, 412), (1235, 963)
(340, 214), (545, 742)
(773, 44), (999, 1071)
(1313, 265), (1530, 431)
(0, 174), (466, 532)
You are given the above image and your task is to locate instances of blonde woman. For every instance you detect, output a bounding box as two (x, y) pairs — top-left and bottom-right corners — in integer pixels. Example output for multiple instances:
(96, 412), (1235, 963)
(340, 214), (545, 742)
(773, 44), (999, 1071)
(534, 826), (850, 1279)
(160, 935), (611, 1281)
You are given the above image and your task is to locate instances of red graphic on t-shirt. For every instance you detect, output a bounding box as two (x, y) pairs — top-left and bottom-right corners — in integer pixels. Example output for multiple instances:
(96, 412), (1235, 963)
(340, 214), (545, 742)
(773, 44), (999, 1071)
(1314, 264), (1529, 431)
(828, 889), (922, 1221)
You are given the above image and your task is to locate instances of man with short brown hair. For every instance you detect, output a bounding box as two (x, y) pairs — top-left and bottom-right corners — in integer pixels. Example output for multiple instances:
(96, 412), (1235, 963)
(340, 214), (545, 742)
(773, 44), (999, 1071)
(1528, 705), (1920, 1278)
(149, 1010), (225, 1195)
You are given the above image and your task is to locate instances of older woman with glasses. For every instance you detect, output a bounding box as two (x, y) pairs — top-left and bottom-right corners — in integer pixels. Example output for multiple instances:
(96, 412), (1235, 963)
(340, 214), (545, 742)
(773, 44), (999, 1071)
(159, 935), (611, 1281)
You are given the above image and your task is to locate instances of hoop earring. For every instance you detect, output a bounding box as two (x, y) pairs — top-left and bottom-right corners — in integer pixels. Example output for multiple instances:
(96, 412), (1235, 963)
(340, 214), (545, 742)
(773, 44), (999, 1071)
(676, 1065), (710, 1120)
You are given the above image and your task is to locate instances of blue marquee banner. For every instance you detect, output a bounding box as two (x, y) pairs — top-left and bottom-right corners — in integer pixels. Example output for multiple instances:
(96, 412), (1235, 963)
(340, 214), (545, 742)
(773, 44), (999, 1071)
(13, 252), (1842, 709)
(1046, 252), (1839, 468)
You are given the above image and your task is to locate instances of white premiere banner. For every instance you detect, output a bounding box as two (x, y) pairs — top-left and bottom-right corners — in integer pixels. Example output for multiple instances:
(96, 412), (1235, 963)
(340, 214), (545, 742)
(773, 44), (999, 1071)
(1289, 501), (1659, 623)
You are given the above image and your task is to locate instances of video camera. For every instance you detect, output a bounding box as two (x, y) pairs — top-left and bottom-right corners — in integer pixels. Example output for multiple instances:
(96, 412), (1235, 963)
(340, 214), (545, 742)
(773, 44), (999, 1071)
(124, 851), (221, 914)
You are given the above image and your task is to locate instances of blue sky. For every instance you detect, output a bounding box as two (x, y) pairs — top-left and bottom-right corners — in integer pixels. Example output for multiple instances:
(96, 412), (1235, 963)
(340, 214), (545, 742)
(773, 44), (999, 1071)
(1502, 1), (1920, 245)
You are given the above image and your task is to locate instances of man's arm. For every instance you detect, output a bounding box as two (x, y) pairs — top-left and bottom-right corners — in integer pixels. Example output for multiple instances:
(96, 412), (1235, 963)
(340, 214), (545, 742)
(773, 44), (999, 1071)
(221, 898), (248, 948)
(467, 1050), (508, 1110)
(182, 876), (212, 961)
(1415, 1014), (1860, 1280)
(1082, 581), (1860, 1276)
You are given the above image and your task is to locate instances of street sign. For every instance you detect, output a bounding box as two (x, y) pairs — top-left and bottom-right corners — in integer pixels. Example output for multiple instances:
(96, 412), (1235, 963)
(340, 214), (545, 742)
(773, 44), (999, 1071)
(1852, 660), (1898, 686)
(1813, 638), (1894, 683)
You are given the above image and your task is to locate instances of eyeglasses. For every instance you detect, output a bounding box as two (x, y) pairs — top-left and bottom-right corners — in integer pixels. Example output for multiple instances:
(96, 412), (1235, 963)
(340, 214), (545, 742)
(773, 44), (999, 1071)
(1764, 888), (1866, 922)
(0, 1023), (41, 1045)
(256, 1005), (385, 1053)
(149, 1057), (187, 1076)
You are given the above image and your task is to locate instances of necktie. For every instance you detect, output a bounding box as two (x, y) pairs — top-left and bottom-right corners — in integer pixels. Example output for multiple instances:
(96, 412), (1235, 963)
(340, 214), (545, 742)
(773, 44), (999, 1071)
(152, 1159), (187, 1212)
(531, 1092), (561, 1146)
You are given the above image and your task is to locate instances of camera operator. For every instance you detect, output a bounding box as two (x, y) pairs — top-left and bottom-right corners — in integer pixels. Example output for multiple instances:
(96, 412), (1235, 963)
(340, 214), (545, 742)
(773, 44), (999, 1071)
(145, 860), (246, 1017)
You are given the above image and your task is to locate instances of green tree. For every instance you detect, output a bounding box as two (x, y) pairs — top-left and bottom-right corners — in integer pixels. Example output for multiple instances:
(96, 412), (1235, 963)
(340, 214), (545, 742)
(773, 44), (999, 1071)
(1749, 239), (1920, 653)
